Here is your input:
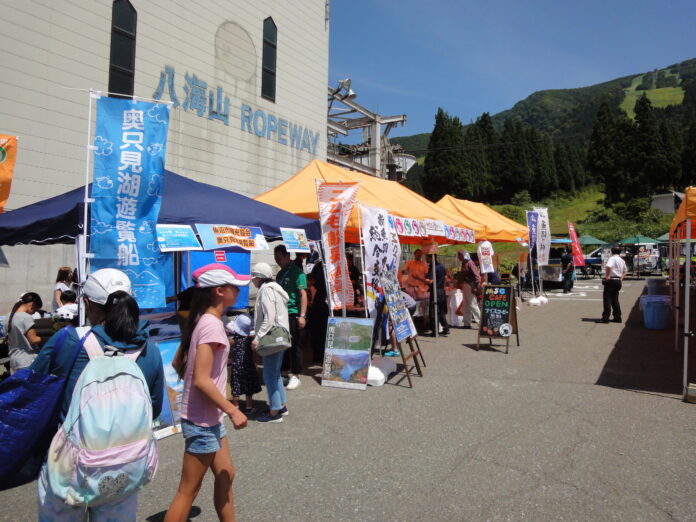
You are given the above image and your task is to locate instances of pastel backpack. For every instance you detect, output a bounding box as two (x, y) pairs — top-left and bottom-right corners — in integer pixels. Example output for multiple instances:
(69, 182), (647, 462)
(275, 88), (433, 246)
(46, 327), (158, 506)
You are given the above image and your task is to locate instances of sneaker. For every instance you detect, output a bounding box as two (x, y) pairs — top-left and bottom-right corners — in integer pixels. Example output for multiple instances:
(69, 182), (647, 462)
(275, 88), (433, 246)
(257, 413), (283, 423)
(286, 375), (301, 390)
(385, 350), (401, 357)
(244, 406), (257, 416)
(278, 406), (289, 417)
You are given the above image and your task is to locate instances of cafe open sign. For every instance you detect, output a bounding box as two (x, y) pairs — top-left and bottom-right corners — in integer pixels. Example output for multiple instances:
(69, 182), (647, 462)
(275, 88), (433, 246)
(477, 285), (519, 353)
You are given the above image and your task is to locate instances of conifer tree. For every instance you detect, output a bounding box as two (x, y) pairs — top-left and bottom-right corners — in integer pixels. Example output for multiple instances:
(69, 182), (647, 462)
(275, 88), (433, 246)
(587, 100), (620, 200)
(422, 108), (468, 201)
(682, 118), (696, 186)
(633, 94), (664, 194)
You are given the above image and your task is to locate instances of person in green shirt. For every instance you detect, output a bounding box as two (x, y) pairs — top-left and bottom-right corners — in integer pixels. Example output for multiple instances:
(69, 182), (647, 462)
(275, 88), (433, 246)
(274, 245), (308, 390)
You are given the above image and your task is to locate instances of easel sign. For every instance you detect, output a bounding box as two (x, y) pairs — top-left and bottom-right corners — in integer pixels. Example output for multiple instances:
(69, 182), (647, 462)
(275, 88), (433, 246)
(476, 285), (520, 354)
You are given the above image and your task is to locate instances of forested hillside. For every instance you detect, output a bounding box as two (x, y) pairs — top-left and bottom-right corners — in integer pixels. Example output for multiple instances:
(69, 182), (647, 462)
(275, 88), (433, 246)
(392, 57), (696, 208)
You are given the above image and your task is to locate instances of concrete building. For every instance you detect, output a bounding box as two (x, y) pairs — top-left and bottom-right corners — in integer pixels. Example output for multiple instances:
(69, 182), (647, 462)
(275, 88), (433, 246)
(0, 0), (329, 311)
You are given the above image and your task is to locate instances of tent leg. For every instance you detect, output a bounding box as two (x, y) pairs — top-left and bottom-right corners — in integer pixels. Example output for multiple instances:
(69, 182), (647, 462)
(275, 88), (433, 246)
(685, 220), (691, 401)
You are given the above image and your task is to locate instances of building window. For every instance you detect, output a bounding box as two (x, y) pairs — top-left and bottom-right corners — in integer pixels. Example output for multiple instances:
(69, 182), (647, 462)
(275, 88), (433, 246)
(262, 17), (277, 102)
(109, 0), (137, 98)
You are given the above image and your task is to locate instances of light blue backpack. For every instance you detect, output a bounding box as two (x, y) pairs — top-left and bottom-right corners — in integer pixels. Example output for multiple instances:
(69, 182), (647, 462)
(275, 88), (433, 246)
(46, 327), (158, 506)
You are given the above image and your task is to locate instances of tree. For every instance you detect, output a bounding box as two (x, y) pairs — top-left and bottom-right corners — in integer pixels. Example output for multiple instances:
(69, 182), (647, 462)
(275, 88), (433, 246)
(587, 100), (621, 201)
(682, 118), (696, 186)
(422, 108), (468, 201)
(633, 93), (664, 194)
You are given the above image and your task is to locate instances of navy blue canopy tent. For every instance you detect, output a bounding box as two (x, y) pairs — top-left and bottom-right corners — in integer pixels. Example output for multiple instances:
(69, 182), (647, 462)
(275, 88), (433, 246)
(0, 170), (320, 246)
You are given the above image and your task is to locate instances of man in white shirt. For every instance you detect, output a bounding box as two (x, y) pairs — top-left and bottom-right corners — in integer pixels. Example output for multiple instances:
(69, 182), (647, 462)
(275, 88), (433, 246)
(599, 246), (627, 323)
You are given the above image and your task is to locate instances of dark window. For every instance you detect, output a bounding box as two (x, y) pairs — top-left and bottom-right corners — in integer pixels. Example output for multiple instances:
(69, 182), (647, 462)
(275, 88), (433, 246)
(262, 17), (277, 102)
(108, 0), (137, 98)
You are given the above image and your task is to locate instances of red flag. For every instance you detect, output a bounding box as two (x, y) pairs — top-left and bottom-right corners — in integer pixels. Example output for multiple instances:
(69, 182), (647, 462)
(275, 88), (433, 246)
(567, 222), (585, 267)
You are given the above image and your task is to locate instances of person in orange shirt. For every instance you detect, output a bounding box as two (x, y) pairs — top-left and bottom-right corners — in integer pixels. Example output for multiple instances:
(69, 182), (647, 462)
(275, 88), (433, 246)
(401, 249), (429, 300)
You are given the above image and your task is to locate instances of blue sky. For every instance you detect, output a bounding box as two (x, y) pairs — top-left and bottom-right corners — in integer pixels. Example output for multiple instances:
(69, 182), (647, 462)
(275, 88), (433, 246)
(329, 0), (696, 139)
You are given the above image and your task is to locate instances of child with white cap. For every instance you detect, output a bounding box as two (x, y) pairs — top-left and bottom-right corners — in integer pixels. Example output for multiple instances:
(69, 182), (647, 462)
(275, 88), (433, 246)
(166, 263), (250, 522)
(31, 268), (165, 520)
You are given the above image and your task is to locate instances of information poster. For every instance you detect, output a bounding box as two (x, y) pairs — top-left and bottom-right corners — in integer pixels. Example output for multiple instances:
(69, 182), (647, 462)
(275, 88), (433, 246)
(480, 285), (513, 338)
(156, 224), (202, 252)
(380, 270), (415, 342)
(195, 224), (268, 251)
(321, 317), (374, 390)
(152, 337), (184, 439)
(280, 227), (310, 253)
(361, 205), (401, 315)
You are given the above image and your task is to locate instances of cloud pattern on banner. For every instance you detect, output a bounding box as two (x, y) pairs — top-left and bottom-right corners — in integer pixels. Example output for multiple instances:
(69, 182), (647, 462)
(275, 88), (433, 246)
(93, 136), (113, 156)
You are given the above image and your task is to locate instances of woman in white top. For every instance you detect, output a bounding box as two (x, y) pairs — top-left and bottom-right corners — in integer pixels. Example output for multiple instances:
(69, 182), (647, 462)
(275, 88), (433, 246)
(52, 267), (73, 312)
(250, 262), (290, 424)
(7, 292), (44, 372)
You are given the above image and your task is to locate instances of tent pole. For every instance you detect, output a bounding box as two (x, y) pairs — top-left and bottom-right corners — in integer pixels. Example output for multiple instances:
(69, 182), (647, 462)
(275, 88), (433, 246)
(79, 89), (96, 326)
(340, 201), (347, 318)
(355, 204), (369, 318)
(431, 251), (438, 339)
(685, 219), (691, 400)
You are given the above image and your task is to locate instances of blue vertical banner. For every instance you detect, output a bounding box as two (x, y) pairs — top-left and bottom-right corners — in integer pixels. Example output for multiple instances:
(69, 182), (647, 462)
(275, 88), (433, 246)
(90, 97), (172, 308)
(526, 211), (539, 253)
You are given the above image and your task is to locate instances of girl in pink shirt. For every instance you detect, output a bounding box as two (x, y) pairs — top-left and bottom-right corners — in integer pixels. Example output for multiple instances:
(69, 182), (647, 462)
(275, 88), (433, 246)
(165, 264), (251, 522)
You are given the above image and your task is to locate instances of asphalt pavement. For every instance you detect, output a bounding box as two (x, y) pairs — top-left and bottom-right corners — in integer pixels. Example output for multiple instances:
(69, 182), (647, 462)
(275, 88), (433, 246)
(2, 277), (695, 521)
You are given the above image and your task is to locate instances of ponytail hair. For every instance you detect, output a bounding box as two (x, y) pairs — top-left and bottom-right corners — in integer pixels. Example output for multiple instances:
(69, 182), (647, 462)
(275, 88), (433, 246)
(7, 292), (43, 335)
(99, 290), (140, 342)
(171, 287), (214, 380)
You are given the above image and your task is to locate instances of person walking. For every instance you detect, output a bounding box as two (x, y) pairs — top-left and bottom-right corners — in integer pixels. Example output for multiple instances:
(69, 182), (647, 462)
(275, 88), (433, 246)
(456, 251), (481, 329)
(274, 245), (307, 390)
(561, 247), (575, 294)
(250, 262), (291, 423)
(6, 292), (44, 373)
(598, 246), (627, 323)
(52, 267), (73, 312)
(166, 264), (249, 522)
(30, 268), (165, 520)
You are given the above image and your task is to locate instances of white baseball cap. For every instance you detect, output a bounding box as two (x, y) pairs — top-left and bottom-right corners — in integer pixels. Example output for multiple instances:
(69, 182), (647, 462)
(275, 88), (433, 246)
(251, 262), (274, 280)
(83, 268), (132, 305)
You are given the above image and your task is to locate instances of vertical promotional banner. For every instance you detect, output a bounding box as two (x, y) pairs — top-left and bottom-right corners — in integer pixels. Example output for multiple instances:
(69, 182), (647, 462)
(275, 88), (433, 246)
(534, 207), (551, 266)
(0, 135), (18, 213)
(360, 205), (401, 315)
(317, 181), (360, 310)
(90, 97), (171, 308)
(526, 211), (539, 253)
(567, 222), (585, 267)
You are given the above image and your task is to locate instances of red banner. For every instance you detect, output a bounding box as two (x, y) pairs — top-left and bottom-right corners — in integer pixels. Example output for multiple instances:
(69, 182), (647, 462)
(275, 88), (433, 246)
(317, 181), (360, 309)
(567, 222), (585, 267)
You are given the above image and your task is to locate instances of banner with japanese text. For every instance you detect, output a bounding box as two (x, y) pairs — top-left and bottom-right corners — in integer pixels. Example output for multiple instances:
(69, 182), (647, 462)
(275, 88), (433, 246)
(567, 222), (585, 267)
(317, 181), (360, 310)
(360, 205), (401, 315)
(535, 207), (551, 266)
(0, 135), (18, 213)
(195, 224), (268, 251)
(380, 269), (416, 341)
(90, 97), (172, 308)
(526, 211), (538, 253)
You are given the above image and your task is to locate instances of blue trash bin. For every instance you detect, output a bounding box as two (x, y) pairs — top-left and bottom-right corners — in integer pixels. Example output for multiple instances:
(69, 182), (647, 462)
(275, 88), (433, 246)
(643, 300), (669, 329)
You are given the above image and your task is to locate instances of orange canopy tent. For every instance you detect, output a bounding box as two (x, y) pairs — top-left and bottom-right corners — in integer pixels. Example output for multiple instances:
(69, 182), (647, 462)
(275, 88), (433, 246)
(670, 187), (696, 239)
(436, 195), (529, 242)
(255, 160), (486, 244)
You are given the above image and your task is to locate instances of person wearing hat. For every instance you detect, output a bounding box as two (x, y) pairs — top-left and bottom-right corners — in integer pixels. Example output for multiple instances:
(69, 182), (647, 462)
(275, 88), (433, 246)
(250, 262), (291, 423)
(225, 313), (261, 415)
(166, 263), (250, 522)
(456, 250), (481, 329)
(30, 268), (165, 519)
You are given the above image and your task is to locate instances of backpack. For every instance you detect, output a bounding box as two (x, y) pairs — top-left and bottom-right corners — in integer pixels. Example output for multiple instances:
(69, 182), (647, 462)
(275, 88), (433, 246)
(45, 327), (158, 507)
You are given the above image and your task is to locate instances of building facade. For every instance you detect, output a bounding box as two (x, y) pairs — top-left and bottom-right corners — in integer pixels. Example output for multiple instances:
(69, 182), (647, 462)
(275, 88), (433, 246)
(0, 0), (329, 310)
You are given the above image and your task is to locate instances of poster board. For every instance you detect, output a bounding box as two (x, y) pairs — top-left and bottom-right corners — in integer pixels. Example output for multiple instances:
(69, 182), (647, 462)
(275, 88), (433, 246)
(476, 285), (519, 353)
(321, 317), (373, 390)
(195, 224), (268, 251)
(156, 224), (202, 252)
(152, 337), (184, 439)
(379, 270), (416, 342)
(280, 227), (310, 253)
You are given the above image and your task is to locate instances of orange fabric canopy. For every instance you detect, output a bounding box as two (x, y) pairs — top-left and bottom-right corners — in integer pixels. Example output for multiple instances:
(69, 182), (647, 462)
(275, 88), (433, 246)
(436, 195), (528, 242)
(255, 160), (485, 244)
(670, 187), (696, 239)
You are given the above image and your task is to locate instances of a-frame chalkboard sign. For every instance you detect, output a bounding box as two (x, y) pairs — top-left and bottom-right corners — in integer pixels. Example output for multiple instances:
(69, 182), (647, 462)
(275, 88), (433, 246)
(476, 285), (520, 354)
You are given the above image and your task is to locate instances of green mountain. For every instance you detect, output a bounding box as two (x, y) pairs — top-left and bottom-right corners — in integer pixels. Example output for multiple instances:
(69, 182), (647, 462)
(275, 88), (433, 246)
(392, 57), (696, 152)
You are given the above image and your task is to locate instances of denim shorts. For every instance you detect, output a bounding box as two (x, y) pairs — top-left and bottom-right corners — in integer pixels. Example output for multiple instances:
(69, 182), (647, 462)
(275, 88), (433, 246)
(181, 419), (226, 454)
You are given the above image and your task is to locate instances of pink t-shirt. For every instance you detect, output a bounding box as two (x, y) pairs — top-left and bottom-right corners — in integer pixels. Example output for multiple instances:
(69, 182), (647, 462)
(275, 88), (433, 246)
(179, 313), (230, 427)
